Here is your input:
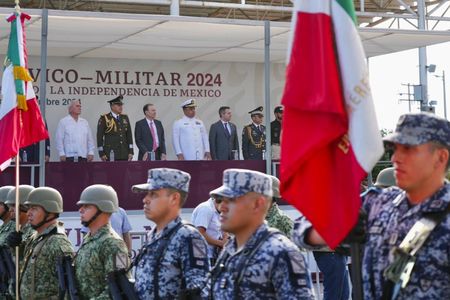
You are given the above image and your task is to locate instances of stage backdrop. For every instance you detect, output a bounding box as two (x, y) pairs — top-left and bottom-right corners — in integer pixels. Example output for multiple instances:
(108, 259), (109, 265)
(24, 57), (286, 161)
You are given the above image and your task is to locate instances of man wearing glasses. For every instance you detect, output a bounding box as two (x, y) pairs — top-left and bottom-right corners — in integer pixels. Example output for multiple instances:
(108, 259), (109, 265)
(97, 95), (134, 161)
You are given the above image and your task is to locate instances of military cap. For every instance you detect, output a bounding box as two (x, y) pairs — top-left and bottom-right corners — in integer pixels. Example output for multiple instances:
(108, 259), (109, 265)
(249, 106), (264, 116)
(274, 106), (283, 114)
(181, 99), (196, 108)
(132, 168), (191, 193)
(107, 95), (124, 105)
(384, 112), (450, 146)
(270, 175), (281, 198)
(374, 167), (396, 188)
(210, 168), (272, 198)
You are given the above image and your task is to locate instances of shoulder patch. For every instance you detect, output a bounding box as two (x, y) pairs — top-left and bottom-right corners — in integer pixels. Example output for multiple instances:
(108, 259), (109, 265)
(287, 251), (306, 275)
(114, 252), (129, 270)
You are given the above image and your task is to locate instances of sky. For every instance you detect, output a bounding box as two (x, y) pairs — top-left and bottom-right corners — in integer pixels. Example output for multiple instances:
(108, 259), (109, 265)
(369, 41), (450, 132)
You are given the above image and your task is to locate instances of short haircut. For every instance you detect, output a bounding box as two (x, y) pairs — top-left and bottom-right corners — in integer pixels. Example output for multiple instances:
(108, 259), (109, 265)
(167, 188), (188, 207)
(218, 106), (230, 117)
(143, 103), (154, 114)
(430, 142), (450, 171)
(68, 99), (80, 113)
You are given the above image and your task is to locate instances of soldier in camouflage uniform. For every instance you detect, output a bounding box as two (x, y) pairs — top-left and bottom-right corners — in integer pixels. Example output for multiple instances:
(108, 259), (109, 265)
(0, 186), (15, 298)
(4, 185), (36, 262)
(19, 187), (74, 300)
(265, 176), (294, 237)
(209, 169), (313, 299)
(97, 95), (134, 161)
(0, 186), (15, 247)
(294, 112), (450, 300)
(74, 184), (130, 299)
(132, 168), (209, 299)
(242, 106), (266, 160)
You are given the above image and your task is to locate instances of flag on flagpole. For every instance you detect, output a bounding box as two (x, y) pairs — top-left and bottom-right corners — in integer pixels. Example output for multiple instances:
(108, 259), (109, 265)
(280, 0), (384, 248)
(0, 12), (48, 171)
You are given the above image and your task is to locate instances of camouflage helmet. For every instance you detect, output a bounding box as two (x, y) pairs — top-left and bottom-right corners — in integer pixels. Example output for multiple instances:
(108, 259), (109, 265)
(0, 186), (14, 204)
(77, 184), (118, 213)
(375, 167), (396, 188)
(5, 185), (35, 206)
(24, 187), (63, 214)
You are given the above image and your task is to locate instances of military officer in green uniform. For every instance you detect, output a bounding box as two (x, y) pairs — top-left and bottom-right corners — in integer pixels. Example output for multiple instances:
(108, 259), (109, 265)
(242, 106), (266, 160)
(97, 95), (134, 161)
(19, 187), (74, 300)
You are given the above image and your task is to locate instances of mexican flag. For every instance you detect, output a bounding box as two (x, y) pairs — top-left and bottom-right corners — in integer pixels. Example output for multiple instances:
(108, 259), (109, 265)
(0, 12), (48, 171)
(280, 0), (383, 248)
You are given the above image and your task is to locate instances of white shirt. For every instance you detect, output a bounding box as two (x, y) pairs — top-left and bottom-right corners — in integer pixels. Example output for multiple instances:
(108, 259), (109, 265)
(172, 116), (210, 160)
(55, 115), (95, 158)
(192, 198), (222, 258)
(146, 118), (159, 148)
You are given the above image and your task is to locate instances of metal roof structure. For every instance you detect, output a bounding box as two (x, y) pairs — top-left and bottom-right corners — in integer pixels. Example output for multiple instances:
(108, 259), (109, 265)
(0, 6), (449, 63)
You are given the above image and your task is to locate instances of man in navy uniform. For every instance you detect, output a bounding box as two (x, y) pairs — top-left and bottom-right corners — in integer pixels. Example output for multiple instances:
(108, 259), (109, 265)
(242, 106), (266, 160)
(97, 95), (134, 161)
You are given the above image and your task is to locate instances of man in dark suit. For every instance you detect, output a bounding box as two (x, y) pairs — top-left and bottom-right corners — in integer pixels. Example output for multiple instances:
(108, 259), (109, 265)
(134, 103), (166, 161)
(209, 106), (239, 160)
(97, 95), (134, 161)
(242, 106), (266, 160)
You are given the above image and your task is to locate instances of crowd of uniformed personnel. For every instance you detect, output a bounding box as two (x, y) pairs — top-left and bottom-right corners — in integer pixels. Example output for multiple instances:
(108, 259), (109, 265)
(1, 111), (449, 300)
(22, 96), (284, 163)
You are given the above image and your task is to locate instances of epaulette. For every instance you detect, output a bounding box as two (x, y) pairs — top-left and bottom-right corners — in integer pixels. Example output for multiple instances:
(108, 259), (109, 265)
(360, 186), (382, 197)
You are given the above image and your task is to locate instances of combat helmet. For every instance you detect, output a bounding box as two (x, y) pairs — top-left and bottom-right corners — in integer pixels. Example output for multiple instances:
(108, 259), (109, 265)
(375, 167), (396, 188)
(5, 185), (35, 206)
(24, 187), (63, 214)
(77, 184), (118, 213)
(0, 186), (14, 204)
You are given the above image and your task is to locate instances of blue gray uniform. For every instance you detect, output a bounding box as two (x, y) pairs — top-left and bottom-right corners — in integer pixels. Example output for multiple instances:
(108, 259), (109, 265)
(293, 185), (450, 300)
(362, 185), (450, 300)
(134, 216), (210, 300)
(210, 223), (314, 300)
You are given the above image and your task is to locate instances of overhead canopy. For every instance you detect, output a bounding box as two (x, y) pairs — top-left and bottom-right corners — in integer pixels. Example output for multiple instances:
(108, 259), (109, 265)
(0, 8), (449, 62)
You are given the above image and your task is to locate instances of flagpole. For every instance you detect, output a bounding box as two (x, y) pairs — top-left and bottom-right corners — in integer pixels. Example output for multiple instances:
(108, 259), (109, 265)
(14, 153), (20, 300)
(14, 3), (21, 298)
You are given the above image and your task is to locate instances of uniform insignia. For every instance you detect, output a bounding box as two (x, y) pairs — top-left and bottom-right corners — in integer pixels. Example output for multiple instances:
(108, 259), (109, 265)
(287, 251), (305, 275)
(114, 252), (128, 270)
(191, 238), (206, 259)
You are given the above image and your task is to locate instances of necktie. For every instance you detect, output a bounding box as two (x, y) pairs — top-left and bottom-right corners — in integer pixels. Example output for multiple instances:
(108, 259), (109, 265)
(224, 123), (231, 137)
(150, 121), (157, 151)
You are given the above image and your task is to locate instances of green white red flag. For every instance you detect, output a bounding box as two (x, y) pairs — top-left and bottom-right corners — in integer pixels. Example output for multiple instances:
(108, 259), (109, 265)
(0, 12), (48, 171)
(280, 0), (383, 248)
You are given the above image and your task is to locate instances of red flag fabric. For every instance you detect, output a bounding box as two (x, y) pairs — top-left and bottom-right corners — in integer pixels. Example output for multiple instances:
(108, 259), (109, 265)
(280, 0), (382, 248)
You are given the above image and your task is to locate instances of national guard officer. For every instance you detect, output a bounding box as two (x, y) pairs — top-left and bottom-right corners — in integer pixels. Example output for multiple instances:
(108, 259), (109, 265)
(74, 184), (130, 299)
(209, 169), (313, 299)
(19, 187), (74, 299)
(0, 186), (15, 246)
(5, 185), (36, 263)
(294, 112), (450, 300)
(97, 95), (134, 161)
(242, 106), (266, 160)
(132, 168), (210, 299)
